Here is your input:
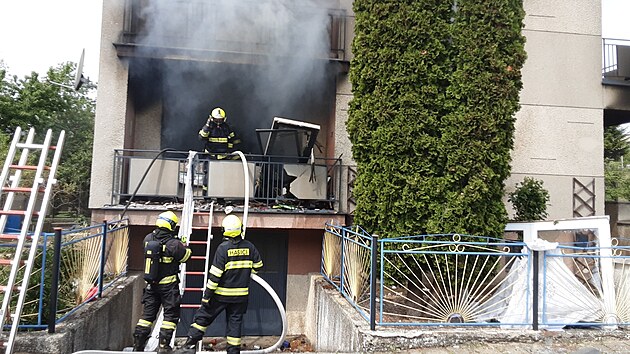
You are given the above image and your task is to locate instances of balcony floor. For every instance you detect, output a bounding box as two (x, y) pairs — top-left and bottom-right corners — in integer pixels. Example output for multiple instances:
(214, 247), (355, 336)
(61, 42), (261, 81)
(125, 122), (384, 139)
(93, 200), (346, 229)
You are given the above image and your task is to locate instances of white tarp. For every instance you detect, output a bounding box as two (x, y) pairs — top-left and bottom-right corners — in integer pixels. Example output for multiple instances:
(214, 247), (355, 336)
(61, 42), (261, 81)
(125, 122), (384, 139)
(478, 247), (604, 329)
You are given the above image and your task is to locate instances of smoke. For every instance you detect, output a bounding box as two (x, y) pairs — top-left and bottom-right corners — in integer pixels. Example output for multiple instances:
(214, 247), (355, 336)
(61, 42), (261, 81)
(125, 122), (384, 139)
(129, 0), (337, 154)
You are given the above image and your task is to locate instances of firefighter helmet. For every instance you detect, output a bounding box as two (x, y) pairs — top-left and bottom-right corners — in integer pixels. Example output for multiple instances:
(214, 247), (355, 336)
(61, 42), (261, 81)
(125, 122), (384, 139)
(222, 215), (242, 237)
(210, 107), (226, 122)
(156, 211), (179, 231)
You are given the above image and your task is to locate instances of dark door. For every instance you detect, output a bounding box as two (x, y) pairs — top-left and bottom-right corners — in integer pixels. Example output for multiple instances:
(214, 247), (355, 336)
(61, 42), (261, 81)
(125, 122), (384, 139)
(177, 228), (287, 336)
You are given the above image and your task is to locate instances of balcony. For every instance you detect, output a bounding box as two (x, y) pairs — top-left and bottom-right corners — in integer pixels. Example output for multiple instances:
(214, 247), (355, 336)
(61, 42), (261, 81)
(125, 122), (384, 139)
(602, 38), (630, 126)
(115, 0), (352, 64)
(109, 149), (345, 215)
(602, 38), (630, 86)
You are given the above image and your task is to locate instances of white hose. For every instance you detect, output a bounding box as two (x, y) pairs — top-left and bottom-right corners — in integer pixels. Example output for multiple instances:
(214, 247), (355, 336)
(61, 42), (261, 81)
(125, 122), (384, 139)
(231, 151), (249, 237)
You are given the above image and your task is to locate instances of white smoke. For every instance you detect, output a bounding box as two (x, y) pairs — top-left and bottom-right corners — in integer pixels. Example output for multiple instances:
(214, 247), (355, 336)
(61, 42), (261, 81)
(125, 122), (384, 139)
(130, 0), (337, 153)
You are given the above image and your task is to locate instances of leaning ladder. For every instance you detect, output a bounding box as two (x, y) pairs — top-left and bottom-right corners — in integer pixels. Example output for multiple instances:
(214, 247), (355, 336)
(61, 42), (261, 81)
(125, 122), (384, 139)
(0, 127), (65, 353)
(145, 151), (202, 351)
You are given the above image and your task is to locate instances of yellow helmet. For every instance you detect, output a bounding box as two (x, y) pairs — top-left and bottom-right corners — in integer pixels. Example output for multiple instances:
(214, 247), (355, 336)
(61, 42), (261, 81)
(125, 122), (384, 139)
(210, 107), (226, 122)
(156, 211), (179, 231)
(222, 215), (242, 237)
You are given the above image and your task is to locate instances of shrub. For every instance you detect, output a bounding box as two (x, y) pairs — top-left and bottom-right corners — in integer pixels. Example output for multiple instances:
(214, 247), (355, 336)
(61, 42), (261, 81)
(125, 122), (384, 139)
(507, 177), (550, 221)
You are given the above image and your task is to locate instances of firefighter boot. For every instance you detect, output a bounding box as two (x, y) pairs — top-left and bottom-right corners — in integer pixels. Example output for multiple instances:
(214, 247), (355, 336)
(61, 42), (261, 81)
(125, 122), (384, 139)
(174, 336), (198, 354)
(132, 333), (148, 352)
(157, 336), (173, 354)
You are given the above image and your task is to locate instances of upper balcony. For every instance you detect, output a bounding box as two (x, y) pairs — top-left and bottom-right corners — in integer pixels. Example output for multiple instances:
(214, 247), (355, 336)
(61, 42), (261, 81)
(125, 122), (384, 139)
(115, 0), (353, 67)
(602, 38), (630, 126)
(603, 38), (630, 87)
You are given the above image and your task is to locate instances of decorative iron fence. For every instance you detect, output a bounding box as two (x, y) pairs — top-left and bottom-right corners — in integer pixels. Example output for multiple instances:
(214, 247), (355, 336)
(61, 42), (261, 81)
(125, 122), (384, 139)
(541, 238), (630, 328)
(322, 223), (630, 330)
(0, 219), (129, 331)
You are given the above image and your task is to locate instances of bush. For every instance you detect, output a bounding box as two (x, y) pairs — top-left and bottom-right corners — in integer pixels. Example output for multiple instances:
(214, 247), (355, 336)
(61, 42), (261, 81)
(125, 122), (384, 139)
(508, 177), (550, 221)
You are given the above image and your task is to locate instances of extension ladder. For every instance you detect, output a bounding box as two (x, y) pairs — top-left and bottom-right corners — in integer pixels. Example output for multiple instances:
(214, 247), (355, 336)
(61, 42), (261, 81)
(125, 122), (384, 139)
(145, 151), (214, 351)
(178, 151), (214, 314)
(0, 127), (65, 353)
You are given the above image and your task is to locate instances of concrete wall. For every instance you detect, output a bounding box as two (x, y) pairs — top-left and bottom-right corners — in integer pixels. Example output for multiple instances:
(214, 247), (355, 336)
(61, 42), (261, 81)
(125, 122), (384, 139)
(604, 84), (630, 111)
(90, 0), (130, 208)
(508, 0), (604, 219)
(13, 274), (144, 354)
(305, 275), (630, 353)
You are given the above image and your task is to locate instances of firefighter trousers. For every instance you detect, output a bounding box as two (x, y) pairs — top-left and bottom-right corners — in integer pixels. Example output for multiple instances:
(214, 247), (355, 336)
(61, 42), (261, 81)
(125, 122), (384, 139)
(187, 300), (247, 354)
(133, 282), (181, 343)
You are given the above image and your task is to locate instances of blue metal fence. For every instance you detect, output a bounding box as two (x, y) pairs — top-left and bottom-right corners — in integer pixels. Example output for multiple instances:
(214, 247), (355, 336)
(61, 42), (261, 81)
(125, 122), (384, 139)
(322, 224), (532, 329)
(0, 219), (129, 332)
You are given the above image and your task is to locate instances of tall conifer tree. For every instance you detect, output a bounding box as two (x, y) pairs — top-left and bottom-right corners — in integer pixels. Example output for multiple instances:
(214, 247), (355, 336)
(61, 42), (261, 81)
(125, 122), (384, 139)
(347, 0), (526, 237)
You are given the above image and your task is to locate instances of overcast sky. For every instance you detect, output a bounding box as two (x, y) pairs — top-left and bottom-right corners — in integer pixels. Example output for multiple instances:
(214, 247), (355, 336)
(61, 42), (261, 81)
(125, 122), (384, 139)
(0, 1), (102, 80)
(0, 1), (628, 81)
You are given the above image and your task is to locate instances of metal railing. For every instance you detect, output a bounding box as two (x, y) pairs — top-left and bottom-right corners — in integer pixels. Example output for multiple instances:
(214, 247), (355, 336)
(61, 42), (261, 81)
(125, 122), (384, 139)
(602, 38), (630, 84)
(112, 149), (342, 211)
(323, 224), (630, 330)
(0, 219), (129, 332)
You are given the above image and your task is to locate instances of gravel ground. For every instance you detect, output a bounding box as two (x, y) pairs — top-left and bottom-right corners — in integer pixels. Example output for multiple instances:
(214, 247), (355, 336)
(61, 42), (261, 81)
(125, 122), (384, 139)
(188, 333), (630, 353)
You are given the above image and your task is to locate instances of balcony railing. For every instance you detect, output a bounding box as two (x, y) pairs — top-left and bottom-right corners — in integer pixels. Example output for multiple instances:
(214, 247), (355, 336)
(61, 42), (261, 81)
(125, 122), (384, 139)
(119, 0), (352, 62)
(111, 149), (342, 212)
(602, 38), (630, 85)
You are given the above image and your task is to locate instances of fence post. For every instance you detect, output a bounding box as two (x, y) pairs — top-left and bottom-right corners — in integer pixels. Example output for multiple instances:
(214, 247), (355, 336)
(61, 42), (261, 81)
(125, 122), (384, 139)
(370, 234), (378, 330)
(532, 250), (539, 330)
(340, 227), (345, 296)
(99, 220), (108, 297)
(48, 228), (62, 334)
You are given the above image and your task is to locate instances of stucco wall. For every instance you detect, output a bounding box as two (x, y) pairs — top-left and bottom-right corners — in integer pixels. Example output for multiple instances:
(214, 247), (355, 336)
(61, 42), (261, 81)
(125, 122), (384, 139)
(90, 0), (130, 208)
(510, 0), (604, 218)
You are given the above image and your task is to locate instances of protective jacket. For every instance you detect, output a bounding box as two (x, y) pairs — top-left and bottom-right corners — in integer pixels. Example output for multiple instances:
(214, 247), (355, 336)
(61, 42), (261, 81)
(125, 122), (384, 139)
(134, 228), (192, 350)
(203, 236), (263, 303)
(198, 122), (240, 159)
(143, 228), (192, 284)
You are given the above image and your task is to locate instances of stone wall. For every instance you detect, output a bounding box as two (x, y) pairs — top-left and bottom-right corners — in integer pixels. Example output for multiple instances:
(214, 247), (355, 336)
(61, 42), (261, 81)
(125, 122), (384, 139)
(13, 274), (144, 354)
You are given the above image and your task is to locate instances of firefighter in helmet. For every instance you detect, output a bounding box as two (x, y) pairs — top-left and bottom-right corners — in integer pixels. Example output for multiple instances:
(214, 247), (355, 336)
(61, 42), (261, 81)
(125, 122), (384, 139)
(198, 107), (241, 160)
(175, 215), (263, 354)
(133, 211), (192, 353)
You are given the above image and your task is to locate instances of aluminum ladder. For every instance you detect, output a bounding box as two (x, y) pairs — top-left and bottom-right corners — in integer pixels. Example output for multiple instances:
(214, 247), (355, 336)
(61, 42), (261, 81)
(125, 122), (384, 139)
(0, 127), (65, 353)
(145, 151), (213, 351)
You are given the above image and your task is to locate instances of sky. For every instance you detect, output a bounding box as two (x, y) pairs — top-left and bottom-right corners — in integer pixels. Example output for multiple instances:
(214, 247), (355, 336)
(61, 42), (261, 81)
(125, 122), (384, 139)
(0, 1), (102, 81)
(0, 1), (628, 82)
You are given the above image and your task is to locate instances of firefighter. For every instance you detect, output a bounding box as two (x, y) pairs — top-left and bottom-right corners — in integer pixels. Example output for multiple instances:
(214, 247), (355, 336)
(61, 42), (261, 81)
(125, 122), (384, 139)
(175, 215), (263, 354)
(133, 211), (192, 353)
(198, 107), (241, 160)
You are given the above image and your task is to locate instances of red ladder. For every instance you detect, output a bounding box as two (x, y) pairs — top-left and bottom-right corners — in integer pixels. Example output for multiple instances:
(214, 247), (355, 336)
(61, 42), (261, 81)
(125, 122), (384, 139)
(0, 127), (65, 353)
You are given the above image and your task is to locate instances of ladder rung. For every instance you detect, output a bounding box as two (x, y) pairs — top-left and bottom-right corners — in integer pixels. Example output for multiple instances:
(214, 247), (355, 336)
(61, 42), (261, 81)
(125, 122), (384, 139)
(181, 304), (201, 309)
(0, 285), (18, 292)
(185, 271), (205, 275)
(191, 226), (208, 230)
(187, 240), (207, 245)
(0, 210), (38, 216)
(190, 256), (206, 260)
(0, 259), (25, 266)
(183, 288), (203, 292)
(2, 187), (45, 193)
(9, 165), (50, 171)
(15, 142), (54, 150)
(0, 234), (30, 240)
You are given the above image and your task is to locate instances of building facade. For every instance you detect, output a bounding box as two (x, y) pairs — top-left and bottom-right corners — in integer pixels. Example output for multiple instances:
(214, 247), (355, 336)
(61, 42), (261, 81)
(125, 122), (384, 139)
(90, 0), (628, 337)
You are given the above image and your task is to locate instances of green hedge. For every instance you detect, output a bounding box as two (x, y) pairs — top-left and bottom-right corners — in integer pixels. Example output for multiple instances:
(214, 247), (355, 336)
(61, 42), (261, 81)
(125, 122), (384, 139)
(347, 0), (526, 238)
